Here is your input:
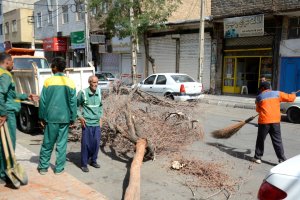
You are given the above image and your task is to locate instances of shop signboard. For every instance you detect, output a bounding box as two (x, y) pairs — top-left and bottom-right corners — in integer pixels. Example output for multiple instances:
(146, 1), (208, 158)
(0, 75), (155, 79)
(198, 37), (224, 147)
(43, 37), (67, 51)
(112, 36), (131, 53)
(224, 14), (264, 38)
(71, 31), (85, 49)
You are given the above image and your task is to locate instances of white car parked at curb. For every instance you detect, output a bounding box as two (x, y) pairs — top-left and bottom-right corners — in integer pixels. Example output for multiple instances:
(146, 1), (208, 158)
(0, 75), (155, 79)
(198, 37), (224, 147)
(258, 154), (300, 200)
(280, 96), (300, 123)
(137, 73), (203, 101)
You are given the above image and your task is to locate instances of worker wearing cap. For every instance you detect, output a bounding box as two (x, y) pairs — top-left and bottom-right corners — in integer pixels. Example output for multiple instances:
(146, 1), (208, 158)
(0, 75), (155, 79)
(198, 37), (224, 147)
(77, 75), (103, 172)
(37, 57), (77, 175)
(252, 82), (296, 164)
(0, 53), (36, 181)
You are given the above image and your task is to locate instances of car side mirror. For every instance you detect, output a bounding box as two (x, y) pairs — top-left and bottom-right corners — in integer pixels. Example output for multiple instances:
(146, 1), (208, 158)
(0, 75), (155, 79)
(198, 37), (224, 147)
(140, 81), (144, 84)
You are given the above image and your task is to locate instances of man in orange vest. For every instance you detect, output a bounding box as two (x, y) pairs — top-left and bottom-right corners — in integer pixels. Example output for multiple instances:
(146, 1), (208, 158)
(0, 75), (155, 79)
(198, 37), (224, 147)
(253, 82), (296, 164)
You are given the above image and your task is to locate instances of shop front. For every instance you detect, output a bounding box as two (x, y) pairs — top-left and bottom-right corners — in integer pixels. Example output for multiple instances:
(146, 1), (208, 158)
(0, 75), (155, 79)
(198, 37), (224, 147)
(69, 31), (86, 67)
(223, 49), (273, 94)
(43, 37), (67, 63)
(222, 14), (274, 95)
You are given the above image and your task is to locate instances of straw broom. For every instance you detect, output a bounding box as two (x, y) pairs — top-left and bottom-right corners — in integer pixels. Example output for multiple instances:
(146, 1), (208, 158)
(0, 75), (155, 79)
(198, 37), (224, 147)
(211, 114), (259, 139)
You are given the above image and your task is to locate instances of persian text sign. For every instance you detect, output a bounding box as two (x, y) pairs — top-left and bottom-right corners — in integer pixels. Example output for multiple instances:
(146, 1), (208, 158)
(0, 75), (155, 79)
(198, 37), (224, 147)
(224, 14), (264, 38)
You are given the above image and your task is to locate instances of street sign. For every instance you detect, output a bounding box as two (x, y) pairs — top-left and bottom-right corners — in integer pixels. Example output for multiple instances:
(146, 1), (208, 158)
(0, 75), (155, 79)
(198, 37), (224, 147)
(71, 31), (85, 49)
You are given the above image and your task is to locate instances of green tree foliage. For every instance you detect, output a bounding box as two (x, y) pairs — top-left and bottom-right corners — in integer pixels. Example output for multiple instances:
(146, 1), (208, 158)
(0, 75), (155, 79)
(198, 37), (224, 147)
(89, 0), (181, 38)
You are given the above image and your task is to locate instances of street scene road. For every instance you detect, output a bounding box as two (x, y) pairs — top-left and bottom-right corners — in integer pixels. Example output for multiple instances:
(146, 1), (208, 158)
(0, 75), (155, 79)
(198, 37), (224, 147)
(14, 103), (300, 200)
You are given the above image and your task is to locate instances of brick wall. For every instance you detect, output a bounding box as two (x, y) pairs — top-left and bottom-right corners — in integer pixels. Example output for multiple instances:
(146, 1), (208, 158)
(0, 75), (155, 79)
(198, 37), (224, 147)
(212, 0), (300, 18)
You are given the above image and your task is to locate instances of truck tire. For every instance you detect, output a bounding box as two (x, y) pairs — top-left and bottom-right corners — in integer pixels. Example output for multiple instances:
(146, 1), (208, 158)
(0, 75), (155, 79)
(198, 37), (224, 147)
(18, 106), (35, 133)
(287, 107), (300, 123)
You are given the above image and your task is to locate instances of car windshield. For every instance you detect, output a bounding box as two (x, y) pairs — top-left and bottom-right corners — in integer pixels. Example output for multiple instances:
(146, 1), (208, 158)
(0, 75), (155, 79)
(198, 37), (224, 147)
(13, 58), (50, 69)
(103, 73), (115, 78)
(171, 75), (195, 83)
(96, 74), (107, 81)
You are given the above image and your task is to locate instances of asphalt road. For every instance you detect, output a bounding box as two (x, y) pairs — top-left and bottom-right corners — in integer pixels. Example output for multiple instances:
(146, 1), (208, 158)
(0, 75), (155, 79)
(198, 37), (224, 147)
(15, 103), (300, 200)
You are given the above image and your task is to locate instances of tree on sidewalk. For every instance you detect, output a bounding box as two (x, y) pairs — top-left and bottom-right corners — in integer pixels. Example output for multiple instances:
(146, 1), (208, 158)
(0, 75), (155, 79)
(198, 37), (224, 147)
(89, 0), (181, 83)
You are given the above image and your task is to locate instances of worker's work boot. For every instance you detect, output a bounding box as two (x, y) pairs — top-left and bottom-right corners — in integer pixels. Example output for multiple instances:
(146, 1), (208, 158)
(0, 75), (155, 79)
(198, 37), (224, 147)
(251, 157), (262, 164)
(81, 167), (89, 172)
(38, 168), (48, 175)
(54, 169), (65, 175)
(90, 162), (100, 168)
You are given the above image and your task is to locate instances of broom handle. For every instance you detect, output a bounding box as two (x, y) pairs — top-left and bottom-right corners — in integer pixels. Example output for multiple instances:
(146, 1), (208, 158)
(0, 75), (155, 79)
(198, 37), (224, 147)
(0, 126), (12, 169)
(4, 123), (17, 165)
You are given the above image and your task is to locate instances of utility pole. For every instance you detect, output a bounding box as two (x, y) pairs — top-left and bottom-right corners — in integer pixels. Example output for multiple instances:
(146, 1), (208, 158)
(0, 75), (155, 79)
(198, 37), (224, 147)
(130, 0), (137, 84)
(198, 0), (205, 83)
(84, 0), (91, 66)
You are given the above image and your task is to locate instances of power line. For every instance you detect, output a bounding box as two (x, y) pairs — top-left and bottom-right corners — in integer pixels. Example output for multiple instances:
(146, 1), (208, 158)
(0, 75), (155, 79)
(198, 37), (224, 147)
(1, 0), (74, 7)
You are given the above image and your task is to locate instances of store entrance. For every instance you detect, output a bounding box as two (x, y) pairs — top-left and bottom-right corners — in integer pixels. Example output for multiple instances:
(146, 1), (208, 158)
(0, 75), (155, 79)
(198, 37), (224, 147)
(236, 57), (260, 94)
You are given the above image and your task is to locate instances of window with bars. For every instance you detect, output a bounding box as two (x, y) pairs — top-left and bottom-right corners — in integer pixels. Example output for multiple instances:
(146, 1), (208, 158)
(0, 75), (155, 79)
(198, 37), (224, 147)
(76, 4), (85, 21)
(62, 5), (69, 24)
(4, 22), (9, 34)
(37, 12), (42, 28)
(288, 17), (300, 39)
(48, 11), (53, 25)
(12, 20), (17, 32)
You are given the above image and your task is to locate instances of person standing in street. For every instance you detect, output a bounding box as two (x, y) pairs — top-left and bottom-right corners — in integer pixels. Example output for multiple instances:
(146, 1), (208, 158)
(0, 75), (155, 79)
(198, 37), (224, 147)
(37, 57), (77, 175)
(252, 81), (296, 164)
(0, 53), (37, 182)
(77, 75), (103, 172)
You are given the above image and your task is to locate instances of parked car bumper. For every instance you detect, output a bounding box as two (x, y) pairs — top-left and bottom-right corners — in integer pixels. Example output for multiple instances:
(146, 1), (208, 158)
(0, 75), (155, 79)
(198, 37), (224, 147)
(173, 93), (204, 101)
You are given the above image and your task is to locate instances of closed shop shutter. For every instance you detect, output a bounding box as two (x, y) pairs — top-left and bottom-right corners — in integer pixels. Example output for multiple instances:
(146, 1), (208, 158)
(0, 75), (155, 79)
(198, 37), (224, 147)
(149, 36), (176, 74)
(179, 33), (211, 90)
(121, 54), (144, 84)
(101, 53), (120, 74)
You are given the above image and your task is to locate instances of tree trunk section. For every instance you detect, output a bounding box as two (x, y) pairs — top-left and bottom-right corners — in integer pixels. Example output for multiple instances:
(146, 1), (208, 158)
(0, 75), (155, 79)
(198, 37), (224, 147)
(124, 138), (147, 200)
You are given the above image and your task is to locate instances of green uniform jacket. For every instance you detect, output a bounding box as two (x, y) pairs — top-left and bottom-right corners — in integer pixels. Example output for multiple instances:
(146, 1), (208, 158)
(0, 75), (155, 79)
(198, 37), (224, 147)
(77, 87), (103, 127)
(0, 67), (28, 116)
(39, 73), (77, 123)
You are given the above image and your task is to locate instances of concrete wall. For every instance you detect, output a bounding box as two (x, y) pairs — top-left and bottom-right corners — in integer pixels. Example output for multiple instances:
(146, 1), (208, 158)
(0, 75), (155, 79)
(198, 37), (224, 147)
(4, 9), (33, 43)
(212, 0), (300, 18)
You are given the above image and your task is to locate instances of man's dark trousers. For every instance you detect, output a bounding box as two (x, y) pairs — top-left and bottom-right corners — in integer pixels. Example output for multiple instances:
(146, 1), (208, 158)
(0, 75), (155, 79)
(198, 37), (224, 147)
(254, 123), (286, 161)
(81, 126), (101, 167)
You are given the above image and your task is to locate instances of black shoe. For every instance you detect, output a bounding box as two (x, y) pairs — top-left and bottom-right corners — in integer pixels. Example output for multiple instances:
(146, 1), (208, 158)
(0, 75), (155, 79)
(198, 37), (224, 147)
(279, 159), (286, 164)
(81, 167), (89, 172)
(90, 163), (100, 168)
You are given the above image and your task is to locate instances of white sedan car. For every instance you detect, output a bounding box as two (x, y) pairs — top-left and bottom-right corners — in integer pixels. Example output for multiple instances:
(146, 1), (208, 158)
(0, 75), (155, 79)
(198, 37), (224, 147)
(280, 96), (300, 123)
(258, 155), (300, 200)
(137, 73), (203, 101)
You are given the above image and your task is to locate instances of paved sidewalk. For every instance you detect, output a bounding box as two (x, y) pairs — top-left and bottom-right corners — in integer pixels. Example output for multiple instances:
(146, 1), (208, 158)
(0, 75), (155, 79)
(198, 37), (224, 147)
(0, 144), (107, 200)
(199, 94), (256, 110)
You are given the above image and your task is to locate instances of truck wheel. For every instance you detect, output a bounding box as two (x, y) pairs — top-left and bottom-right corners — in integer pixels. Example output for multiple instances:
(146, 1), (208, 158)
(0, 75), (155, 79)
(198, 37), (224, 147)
(287, 107), (300, 123)
(18, 106), (35, 133)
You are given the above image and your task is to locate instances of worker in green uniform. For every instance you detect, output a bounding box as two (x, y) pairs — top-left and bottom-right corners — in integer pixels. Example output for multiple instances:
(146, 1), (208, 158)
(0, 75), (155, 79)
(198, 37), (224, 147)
(37, 57), (77, 175)
(0, 53), (36, 182)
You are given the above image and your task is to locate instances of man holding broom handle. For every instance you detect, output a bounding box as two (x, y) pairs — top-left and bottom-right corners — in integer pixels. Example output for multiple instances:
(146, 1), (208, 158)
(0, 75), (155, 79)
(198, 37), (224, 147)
(253, 82), (297, 164)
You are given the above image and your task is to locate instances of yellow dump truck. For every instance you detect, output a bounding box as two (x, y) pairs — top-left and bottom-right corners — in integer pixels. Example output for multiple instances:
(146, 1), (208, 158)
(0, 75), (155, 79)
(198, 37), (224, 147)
(7, 48), (95, 133)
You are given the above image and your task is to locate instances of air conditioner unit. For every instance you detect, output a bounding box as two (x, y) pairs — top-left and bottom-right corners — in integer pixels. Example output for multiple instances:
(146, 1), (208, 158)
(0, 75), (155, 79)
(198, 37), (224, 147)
(90, 34), (105, 44)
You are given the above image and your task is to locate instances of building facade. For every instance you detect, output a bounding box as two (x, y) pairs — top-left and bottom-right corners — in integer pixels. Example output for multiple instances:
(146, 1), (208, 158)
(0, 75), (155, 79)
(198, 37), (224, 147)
(3, 8), (34, 48)
(0, 0), (37, 51)
(211, 0), (300, 95)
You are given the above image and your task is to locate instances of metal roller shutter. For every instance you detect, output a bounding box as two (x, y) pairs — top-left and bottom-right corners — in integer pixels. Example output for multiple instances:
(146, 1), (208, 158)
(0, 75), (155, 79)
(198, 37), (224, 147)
(149, 36), (176, 74)
(101, 53), (120, 74)
(179, 33), (211, 90)
(121, 54), (143, 74)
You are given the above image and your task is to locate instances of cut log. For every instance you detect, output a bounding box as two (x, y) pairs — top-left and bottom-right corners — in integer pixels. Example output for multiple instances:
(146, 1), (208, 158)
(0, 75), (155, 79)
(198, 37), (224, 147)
(124, 138), (147, 200)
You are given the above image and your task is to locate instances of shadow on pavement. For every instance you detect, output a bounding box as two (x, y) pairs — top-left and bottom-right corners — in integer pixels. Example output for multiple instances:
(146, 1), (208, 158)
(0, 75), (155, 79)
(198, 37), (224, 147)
(206, 142), (277, 166)
(66, 152), (81, 168)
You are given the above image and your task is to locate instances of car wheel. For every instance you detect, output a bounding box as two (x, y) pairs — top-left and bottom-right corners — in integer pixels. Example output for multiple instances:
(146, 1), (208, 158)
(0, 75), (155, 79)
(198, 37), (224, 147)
(287, 107), (300, 123)
(164, 93), (174, 100)
(18, 106), (35, 133)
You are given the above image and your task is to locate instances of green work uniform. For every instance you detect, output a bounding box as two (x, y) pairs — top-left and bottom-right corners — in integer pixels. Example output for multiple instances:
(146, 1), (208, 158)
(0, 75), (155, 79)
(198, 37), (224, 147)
(38, 73), (77, 173)
(77, 88), (103, 126)
(0, 66), (28, 179)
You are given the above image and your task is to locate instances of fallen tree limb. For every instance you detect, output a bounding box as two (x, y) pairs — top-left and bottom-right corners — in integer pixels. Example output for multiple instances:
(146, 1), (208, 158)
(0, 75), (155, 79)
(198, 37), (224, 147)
(124, 139), (147, 200)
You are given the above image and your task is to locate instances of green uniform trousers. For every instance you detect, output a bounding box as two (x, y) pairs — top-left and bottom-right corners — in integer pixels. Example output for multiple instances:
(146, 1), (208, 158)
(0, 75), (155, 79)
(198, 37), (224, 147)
(38, 123), (69, 173)
(0, 112), (17, 179)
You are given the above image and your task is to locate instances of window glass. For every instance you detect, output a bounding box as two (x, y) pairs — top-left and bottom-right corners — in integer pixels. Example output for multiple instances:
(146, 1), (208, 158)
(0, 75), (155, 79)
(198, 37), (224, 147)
(37, 12), (42, 28)
(171, 75), (194, 83)
(13, 58), (50, 69)
(144, 75), (156, 85)
(156, 75), (167, 85)
(62, 5), (69, 24)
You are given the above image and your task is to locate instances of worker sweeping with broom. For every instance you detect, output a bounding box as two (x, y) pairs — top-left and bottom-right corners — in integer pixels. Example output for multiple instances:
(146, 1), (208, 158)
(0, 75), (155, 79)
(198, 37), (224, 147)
(252, 82), (297, 164)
